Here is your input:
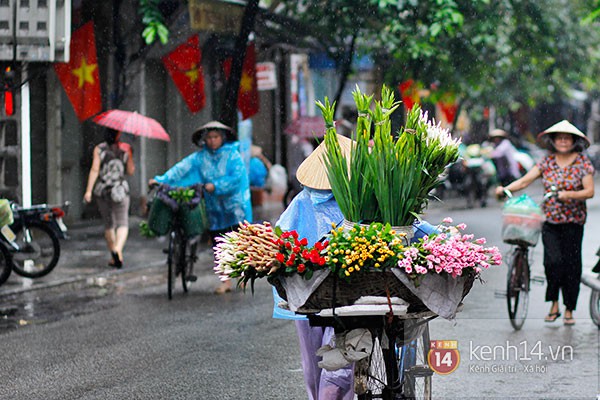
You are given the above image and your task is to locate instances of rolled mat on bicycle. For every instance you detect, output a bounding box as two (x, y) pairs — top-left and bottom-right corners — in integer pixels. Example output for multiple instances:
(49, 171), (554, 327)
(272, 268), (476, 320)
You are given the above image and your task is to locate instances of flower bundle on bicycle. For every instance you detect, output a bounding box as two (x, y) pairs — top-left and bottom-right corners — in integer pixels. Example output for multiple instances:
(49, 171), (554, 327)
(214, 86), (501, 317)
(214, 219), (501, 285)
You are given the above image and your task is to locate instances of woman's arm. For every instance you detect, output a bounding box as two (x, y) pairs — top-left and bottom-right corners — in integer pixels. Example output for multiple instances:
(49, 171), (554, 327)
(153, 152), (200, 187)
(495, 165), (541, 197)
(83, 146), (101, 203)
(124, 144), (135, 176)
(558, 174), (594, 201)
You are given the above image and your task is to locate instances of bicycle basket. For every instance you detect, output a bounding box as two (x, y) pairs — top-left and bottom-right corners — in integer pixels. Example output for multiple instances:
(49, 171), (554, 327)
(501, 194), (544, 246)
(147, 197), (174, 236)
(502, 213), (544, 246)
(177, 200), (208, 238)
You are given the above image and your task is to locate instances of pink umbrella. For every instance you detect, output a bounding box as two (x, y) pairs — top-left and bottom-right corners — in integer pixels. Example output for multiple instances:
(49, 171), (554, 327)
(284, 116), (342, 139)
(92, 109), (170, 142)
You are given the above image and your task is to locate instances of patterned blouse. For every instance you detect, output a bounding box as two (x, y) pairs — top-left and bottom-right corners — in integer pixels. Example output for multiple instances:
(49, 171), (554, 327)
(537, 153), (595, 225)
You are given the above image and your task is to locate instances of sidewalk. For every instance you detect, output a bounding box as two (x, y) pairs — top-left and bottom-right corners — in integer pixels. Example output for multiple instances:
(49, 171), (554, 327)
(0, 198), (286, 298)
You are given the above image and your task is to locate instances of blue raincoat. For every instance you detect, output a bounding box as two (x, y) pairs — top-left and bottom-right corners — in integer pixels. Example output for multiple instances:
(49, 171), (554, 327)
(153, 142), (252, 231)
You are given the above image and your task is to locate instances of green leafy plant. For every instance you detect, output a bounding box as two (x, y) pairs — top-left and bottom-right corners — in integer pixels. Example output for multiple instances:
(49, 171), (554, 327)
(319, 85), (461, 226)
(168, 188), (196, 203)
(139, 220), (156, 238)
(139, 0), (169, 45)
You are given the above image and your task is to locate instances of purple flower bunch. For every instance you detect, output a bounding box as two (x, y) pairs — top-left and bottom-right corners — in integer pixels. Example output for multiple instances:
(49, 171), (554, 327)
(397, 218), (502, 279)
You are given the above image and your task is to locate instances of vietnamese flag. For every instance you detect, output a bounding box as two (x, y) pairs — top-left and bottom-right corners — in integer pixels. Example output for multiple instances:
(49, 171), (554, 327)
(223, 42), (259, 120)
(53, 21), (102, 121)
(162, 35), (206, 113)
(438, 92), (458, 124)
(398, 79), (421, 111)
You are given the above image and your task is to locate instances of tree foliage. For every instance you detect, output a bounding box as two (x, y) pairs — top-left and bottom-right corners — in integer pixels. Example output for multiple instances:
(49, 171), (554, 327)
(273, 0), (600, 121)
(139, 0), (600, 123)
(139, 0), (169, 45)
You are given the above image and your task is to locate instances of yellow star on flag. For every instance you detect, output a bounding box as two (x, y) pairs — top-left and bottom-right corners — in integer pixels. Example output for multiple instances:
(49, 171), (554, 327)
(184, 64), (200, 83)
(72, 56), (97, 88)
(240, 71), (253, 93)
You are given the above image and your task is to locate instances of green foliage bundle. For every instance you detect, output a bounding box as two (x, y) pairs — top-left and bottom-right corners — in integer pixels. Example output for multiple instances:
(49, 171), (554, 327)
(317, 85), (461, 227)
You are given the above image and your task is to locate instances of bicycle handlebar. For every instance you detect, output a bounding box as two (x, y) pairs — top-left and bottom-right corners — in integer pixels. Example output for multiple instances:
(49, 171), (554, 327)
(496, 188), (513, 201)
(544, 185), (558, 199)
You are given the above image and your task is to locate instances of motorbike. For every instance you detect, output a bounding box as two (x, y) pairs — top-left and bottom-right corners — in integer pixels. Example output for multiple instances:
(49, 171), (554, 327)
(0, 200), (16, 286)
(442, 144), (495, 208)
(0, 201), (70, 279)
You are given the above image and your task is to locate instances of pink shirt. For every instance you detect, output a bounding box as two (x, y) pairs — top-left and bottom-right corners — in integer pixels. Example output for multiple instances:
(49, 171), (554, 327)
(537, 153), (595, 225)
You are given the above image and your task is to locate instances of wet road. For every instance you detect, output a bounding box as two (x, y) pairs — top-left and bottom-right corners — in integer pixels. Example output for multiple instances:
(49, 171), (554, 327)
(0, 185), (599, 399)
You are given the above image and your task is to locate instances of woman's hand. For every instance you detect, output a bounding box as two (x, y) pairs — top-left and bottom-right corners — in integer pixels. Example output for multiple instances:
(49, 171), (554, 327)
(494, 186), (505, 197)
(205, 183), (215, 193)
(83, 191), (92, 204)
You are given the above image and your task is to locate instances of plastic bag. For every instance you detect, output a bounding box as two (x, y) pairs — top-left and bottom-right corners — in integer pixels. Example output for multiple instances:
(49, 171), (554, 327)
(265, 164), (288, 193)
(502, 194), (544, 245)
(503, 193), (543, 216)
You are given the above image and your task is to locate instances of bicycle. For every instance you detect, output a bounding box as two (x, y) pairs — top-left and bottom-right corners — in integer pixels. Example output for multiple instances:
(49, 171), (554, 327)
(504, 239), (532, 330)
(147, 184), (206, 300)
(499, 189), (546, 330)
(307, 310), (435, 399)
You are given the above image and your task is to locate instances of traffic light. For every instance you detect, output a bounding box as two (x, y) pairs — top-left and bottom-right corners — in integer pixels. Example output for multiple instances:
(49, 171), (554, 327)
(3, 66), (14, 116)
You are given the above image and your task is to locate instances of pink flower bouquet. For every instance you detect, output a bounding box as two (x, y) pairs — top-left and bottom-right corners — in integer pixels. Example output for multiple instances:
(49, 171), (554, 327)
(397, 218), (502, 281)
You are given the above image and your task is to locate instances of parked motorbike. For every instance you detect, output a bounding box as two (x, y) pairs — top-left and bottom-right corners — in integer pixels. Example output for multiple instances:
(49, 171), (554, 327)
(443, 144), (495, 208)
(0, 200), (16, 286)
(0, 201), (70, 279)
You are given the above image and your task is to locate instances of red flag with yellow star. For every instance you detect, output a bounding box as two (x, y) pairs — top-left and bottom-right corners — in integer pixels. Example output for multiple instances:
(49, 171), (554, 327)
(53, 21), (102, 121)
(398, 79), (421, 111)
(223, 42), (259, 120)
(162, 35), (206, 113)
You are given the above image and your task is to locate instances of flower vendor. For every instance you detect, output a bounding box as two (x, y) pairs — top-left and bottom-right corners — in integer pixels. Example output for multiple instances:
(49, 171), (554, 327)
(274, 134), (437, 400)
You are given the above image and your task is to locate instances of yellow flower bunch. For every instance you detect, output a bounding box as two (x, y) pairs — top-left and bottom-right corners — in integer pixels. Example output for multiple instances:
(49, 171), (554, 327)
(326, 221), (407, 280)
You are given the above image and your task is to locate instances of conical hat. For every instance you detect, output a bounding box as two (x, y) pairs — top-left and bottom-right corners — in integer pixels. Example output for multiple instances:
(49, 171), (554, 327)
(192, 121), (234, 145)
(489, 129), (508, 138)
(537, 120), (590, 149)
(296, 134), (354, 190)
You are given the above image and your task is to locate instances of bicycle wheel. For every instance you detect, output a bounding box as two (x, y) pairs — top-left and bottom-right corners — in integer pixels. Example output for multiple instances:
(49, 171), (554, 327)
(589, 289), (600, 328)
(11, 222), (60, 278)
(401, 324), (432, 400)
(167, 230), (178, 300)
(180, 238), (199, 293)
(506, 247), (529, 330)
(0, 243), (13, 286)
(355, 330), (397, 400)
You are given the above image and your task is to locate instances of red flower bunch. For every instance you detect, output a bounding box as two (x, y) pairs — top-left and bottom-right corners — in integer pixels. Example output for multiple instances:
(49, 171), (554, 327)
(274, 227), (328, 280)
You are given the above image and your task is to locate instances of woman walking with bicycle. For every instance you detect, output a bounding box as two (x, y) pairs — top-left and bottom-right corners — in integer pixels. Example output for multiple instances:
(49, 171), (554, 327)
(150, 121), (252, 294)
(495, 120), (595, 326)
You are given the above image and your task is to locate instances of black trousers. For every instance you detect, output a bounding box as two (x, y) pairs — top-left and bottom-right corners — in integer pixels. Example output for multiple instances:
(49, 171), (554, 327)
(541, 222), (584, 311)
